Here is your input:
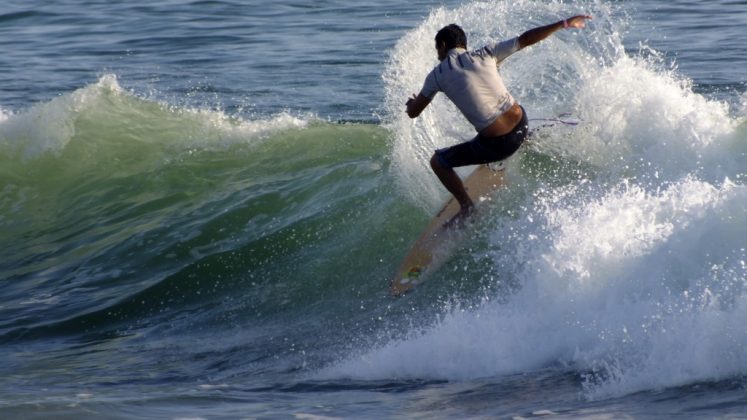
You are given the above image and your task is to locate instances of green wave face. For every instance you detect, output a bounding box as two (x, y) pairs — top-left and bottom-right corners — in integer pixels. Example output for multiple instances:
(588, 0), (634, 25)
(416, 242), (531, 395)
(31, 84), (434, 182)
(0, 77), (419, 346)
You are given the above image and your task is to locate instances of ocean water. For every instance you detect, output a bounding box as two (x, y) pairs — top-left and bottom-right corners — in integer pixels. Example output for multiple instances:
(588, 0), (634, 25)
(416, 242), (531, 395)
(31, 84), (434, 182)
(1, 0), (746, 418)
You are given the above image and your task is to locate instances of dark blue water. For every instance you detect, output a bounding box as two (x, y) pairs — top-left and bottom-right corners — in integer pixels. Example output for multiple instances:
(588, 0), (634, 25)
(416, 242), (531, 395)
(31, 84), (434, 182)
(2, 1), (746, 418)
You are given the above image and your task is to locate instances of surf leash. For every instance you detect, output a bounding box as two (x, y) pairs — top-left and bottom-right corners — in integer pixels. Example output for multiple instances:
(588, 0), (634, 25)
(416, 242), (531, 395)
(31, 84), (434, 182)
(526, 114), (582, 140)
(529, 113), (581, 127)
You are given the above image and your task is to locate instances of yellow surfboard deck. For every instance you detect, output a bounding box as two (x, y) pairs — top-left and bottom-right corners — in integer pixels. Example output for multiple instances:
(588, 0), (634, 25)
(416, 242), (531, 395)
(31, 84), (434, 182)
(389, 164), (507, 296)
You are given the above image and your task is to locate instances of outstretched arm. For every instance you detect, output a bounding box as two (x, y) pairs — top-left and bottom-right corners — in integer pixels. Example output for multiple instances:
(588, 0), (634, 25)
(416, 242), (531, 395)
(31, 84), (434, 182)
(518, 15), (592, 49)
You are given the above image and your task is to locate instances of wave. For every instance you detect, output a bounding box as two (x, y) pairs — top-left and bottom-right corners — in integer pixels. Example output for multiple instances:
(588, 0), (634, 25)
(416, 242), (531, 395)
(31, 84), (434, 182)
(2, 0), (746, 401)
(0, 74), (309, 160)
(326, 0), (747, 399)
(0, 76), (397, 345)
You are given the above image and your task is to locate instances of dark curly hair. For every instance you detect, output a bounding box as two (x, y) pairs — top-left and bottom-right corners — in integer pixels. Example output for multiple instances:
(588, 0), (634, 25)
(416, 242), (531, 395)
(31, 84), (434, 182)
(435, 24), (467, 50)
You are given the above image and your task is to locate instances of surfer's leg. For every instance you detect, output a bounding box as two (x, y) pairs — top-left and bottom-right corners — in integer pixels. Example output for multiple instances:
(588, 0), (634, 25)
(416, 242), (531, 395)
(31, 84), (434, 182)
(430, 154), (475, 214)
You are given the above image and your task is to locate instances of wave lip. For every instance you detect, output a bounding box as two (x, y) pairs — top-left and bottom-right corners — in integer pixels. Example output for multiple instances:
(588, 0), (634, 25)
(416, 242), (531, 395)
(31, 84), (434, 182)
(0, 74), (310, 161)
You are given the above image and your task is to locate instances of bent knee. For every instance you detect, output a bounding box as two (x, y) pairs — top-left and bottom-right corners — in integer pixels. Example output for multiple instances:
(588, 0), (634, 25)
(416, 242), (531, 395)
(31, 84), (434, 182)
(430, 153), (443, 171)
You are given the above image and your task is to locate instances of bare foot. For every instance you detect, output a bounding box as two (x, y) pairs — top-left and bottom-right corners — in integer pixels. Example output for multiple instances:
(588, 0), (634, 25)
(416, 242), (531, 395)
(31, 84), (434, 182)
(443, 205), (475, 229)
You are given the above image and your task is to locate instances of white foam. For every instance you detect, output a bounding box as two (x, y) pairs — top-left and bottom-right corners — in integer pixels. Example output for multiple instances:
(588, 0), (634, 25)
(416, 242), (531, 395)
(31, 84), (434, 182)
(329, 178), (747, 394)
(346, 0), (747, 399)
(573, 55), (735, 182)
(0, 107), (9, 123)
(0, 74), (126, 158)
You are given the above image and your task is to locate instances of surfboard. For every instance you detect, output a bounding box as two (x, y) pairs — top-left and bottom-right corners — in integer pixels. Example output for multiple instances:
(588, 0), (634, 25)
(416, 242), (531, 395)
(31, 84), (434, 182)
(389, 163), (507, 296)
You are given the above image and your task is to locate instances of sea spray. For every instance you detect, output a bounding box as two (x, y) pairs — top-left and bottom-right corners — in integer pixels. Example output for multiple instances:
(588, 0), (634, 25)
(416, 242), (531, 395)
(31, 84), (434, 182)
(330, 0), (747, 399)
(383, 0), (624, 210)
(326, 178), (747, 396)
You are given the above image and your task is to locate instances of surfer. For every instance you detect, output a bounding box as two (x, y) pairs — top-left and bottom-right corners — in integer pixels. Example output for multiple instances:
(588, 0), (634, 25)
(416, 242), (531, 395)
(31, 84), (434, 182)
(406, 15), (592, 225)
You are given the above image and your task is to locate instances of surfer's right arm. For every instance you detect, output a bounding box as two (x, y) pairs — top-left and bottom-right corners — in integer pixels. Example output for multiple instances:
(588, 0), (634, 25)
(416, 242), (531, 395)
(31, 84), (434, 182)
(406, 93), (431, 118)
(518, 15), (592, 49)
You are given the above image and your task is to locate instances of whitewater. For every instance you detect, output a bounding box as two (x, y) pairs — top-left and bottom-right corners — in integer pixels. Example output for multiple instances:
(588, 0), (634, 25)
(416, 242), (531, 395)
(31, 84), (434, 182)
(327, 0), (747, 401)
(1, 0), (746, 418)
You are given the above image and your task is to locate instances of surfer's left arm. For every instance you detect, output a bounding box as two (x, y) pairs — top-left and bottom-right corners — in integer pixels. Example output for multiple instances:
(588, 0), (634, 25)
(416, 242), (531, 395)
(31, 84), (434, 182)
(406, 93), (431, 118)
(518, 15), (592, 49)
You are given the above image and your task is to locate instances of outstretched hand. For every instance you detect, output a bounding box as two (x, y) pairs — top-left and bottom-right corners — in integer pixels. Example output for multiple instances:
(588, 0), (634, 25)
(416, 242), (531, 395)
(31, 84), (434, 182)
(405, 93), (431, 118)
(566, 15), (592, 29)
(405, 93), (417, 107)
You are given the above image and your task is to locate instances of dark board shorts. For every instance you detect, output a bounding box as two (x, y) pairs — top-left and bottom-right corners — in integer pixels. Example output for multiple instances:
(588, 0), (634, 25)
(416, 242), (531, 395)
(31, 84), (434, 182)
(435, 106), (528, 168)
